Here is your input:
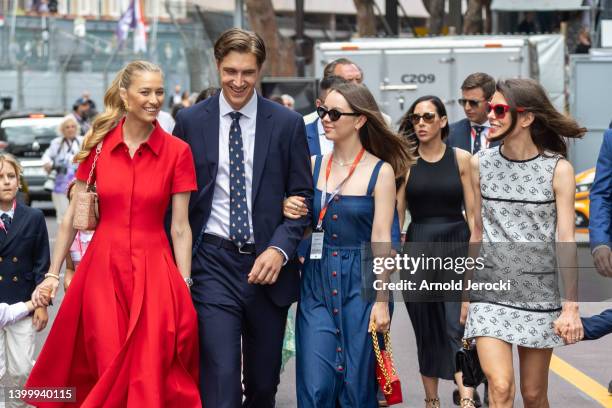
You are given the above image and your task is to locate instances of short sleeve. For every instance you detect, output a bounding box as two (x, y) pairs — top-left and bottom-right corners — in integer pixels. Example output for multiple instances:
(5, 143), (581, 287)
(75, 149), (96, 182)
(171, 143), (197, 194)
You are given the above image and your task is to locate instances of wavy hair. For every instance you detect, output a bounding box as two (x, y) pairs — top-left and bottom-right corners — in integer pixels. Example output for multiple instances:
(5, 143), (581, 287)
(328, 83), (415, 189)
(74, 60), (163, 162)
(494, 78), (585, 157)
(398, 95), (449, 148)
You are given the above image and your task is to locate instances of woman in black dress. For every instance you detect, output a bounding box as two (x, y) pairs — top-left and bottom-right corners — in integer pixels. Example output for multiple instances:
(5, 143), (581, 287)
(396, 96), (476, 408)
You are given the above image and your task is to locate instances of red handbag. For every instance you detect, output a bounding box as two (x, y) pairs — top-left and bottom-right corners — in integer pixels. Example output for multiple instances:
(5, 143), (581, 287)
(372, 325), (403, 405)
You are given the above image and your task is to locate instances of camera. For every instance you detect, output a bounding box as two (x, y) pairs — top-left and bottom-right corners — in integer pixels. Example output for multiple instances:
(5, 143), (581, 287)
(43, 170), (57, 192)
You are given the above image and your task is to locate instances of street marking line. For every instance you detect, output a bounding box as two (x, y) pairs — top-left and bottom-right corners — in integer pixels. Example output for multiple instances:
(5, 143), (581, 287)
(550, 354), (612, 407)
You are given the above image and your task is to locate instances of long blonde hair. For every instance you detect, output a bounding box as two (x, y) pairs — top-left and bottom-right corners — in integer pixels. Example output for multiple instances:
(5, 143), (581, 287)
(74, 60), (163, 162)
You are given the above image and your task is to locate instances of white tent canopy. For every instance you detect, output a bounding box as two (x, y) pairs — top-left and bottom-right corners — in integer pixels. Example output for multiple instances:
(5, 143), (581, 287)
(196, 0), (430, 18)
(491, 0), (590, 11)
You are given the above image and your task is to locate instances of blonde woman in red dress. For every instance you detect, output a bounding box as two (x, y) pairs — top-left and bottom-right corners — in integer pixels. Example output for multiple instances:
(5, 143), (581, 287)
(25, 61), (201, 407)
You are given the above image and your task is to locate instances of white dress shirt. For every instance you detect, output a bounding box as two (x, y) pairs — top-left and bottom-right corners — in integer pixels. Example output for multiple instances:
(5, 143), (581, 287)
(205, 90), (257, 243)
(317, 118), (334, 155)
(470, 120), (491, 151)
(0, 302), (29, 327)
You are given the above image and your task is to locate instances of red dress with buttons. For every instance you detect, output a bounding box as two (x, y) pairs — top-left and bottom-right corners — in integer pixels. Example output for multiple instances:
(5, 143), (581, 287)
(25, 119), (201, 407)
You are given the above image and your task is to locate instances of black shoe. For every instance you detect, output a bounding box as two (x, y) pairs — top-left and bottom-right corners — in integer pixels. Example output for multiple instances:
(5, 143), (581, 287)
(483, 381), (489, 406)
(453, 388), (482, 407)
(608, 379), (612, 395)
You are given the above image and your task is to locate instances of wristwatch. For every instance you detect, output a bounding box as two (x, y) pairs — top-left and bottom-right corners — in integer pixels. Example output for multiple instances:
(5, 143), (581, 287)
(184, 277), (193, 287)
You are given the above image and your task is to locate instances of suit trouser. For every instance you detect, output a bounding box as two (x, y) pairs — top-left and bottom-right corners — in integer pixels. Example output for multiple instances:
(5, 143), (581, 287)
(582, 308), (612, 340)
(192, 241), (289, 408)
(0, 316), (35, 408)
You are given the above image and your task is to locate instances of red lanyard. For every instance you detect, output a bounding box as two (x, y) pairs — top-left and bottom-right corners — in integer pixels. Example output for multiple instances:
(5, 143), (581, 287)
(316, 148), (366, 230)
(0, 200), (16, 233)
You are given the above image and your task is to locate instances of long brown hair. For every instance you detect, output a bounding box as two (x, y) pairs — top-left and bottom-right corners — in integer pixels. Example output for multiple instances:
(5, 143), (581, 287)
(329, 83), (415, 188)
(74, 60), (163, 162)
(495, 78), (585, 157)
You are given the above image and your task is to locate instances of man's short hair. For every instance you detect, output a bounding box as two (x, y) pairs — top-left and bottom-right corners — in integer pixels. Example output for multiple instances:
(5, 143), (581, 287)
(323, 58), (363, 79)
(461, 72), (496, 100)
(318, 75), (348, 99)
(214, 28), (266, 68)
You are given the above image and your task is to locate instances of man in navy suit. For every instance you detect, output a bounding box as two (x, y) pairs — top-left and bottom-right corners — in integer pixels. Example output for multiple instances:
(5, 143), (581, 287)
(448, 72), (498, 154)
(173, 28), (312, 408)
(303, 75), (347, 156)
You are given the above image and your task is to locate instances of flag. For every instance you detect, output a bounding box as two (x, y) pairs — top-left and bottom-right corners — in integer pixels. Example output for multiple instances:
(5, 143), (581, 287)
(116, 0), (147, 53)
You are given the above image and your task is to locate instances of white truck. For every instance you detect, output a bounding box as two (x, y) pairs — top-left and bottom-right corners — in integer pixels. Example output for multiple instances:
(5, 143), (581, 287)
(314, 35), (565, 126)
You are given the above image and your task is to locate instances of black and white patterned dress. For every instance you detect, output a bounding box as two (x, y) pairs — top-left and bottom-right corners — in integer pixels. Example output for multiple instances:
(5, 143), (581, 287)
(464, 146), (563, 348)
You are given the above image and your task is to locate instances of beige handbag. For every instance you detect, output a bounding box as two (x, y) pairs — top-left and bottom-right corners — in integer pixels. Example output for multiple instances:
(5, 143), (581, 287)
(72, 141), (103, 231)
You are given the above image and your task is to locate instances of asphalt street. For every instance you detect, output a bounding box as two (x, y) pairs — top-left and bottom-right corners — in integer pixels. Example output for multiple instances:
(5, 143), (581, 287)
(34, 207), (612, 407)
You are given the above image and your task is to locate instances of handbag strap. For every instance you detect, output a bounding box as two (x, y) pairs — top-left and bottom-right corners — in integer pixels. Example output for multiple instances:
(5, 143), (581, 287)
(371, 324), (394, 395)
(86, 141), (103, 192)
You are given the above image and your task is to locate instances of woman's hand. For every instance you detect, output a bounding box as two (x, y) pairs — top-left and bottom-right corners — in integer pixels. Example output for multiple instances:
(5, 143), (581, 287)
(369, 302), (391, 333)
(32, 277), (59, 307)
(553, 303), (583, 344)
(460, 301), (470, 325)
(283, 196), (308, 219)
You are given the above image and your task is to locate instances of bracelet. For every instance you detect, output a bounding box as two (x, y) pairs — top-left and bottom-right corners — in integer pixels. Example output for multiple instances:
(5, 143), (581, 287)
(44, 273), (60, 281)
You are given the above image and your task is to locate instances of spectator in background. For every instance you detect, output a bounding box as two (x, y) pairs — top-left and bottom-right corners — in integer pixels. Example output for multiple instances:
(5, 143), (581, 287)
(323, 58), (363, 84)
(169, 84), (182, 108)
(42, 115), (82, 223)
(171, 91), (192, 119)
(518, 12), (538, 34)
(281, 94), (295, 110)
(81, 91), (98, 120)
(268, 94), (285, 105)
(195, 87), (220, 104)
(574, 28), (592, 54)
(71, 97), (91, 136)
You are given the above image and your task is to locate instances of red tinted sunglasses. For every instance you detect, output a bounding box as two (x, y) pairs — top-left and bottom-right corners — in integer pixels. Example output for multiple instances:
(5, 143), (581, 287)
(486, 103), (525, 119)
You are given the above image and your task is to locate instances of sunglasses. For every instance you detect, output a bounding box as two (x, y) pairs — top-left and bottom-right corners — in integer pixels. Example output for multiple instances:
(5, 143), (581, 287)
(317, 106), (360, 122)
(458, 98), (485, 108)
(407, 112), (437, 125)
(486, 103), (526, 119)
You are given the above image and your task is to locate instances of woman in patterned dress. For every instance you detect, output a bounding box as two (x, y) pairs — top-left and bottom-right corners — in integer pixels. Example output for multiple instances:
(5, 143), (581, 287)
(462, 78), (584, 407)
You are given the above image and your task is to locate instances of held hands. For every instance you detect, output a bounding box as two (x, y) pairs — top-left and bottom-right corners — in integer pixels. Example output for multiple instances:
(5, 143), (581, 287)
(32, 307), (49, 332)
(248, 248), (284, 285)
(32, 276), (59, 308)
(283, 196), (308, 219)
(593, 246), (612, 278)
(369, 302), (391, 333)
(553, 303), (584, 345)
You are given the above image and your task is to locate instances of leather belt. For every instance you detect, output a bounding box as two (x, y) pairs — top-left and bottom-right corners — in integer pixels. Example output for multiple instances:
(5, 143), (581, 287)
(202, 233), (256, 255)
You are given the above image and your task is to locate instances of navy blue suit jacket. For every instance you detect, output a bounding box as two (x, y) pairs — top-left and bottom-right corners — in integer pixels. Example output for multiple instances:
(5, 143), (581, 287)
(0, 203), (50, 305)
(589, 130), (612, 250)
(582, 308), (612, 340)
(173, 93), (313, 306)
(447, 118), (499, 152)
(305, 118), (321, 156)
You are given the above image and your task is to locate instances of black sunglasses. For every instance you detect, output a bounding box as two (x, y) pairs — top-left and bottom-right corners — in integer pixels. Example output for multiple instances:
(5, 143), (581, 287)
(458, 98), (485, 108)
(317, 106), (360, 122)
(407, 112), (437, 125)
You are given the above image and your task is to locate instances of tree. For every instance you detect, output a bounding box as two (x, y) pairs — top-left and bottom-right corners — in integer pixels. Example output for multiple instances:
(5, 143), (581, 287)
(353, 0), (377, 37)
(245, 0), (295, 76)
(423, 0), (446, 35)
(463, 0), (492, 34)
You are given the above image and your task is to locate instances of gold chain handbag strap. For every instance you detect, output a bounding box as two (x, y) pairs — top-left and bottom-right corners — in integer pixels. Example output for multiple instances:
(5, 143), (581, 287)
(86, 141), (103, 192)
(371, 324), (393, 395)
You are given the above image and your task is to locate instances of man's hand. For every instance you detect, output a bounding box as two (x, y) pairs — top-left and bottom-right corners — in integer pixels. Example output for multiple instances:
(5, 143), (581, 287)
(248, 248), (284, 285)
(32, 307), (48, 332)
(553, 303), (583, 344)
(593, 246), (612, 278)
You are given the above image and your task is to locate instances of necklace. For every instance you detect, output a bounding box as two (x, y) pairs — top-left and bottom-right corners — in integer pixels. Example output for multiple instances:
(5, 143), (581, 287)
(332, 151), (367, 166)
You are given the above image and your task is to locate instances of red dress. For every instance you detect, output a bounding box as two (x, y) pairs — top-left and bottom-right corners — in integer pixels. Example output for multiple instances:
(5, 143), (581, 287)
(25, 119), (201, 407)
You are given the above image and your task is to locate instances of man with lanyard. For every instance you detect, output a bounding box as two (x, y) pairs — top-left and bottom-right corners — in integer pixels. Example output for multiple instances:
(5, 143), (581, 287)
(448, 72), (498, 154)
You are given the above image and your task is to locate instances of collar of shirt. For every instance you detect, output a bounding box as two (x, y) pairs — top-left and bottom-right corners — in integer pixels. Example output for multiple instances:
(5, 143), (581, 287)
(317, 117), (325, 136)
(0, 200), (16, 220)
(108, 117), (164, 156)
(219, 89), (258, 120)
(470, 120), (490, 129)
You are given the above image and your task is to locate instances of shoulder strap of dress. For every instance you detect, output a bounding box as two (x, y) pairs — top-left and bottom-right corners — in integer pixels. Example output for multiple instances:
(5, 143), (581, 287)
(313, 155), (323, 187)
(367, 160), (384, 196)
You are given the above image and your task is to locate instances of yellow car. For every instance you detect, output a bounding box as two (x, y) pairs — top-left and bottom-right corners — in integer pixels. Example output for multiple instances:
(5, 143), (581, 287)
(575, 167), (595, 232)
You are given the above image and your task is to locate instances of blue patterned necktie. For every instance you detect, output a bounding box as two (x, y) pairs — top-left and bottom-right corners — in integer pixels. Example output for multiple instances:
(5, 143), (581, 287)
(472, 125), (485, 154)
(228, 112), (251, 248)
(1, 213), (11, 233)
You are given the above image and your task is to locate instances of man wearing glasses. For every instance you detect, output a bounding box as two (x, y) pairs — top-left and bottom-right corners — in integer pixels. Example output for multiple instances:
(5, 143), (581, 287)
(448, 72), (498, 154)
